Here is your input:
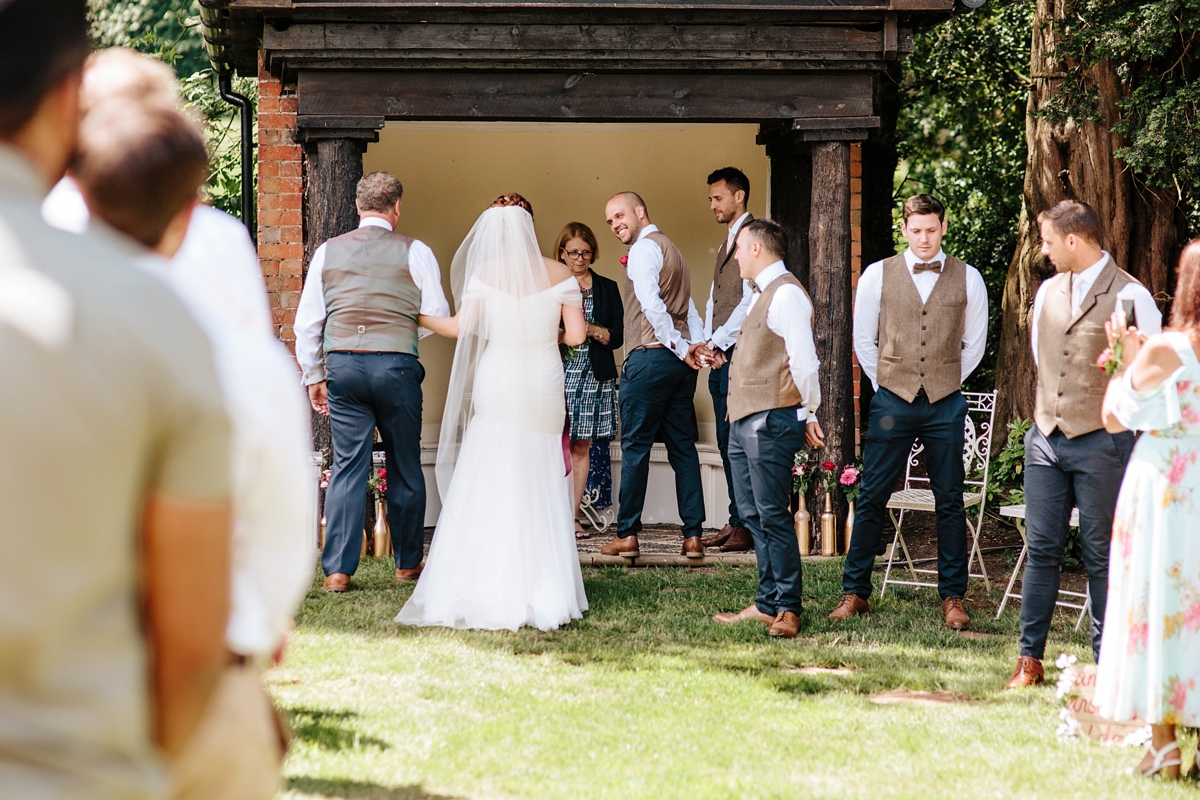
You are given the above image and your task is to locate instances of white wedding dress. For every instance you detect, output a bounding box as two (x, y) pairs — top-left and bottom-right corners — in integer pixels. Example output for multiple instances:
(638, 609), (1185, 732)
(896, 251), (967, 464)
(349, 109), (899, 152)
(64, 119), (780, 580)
(397, 207), (588, 631)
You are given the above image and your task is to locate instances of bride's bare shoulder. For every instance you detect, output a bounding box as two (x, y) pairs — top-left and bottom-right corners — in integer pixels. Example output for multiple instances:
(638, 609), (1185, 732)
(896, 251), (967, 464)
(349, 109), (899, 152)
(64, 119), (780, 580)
(544, 257), (573, 283)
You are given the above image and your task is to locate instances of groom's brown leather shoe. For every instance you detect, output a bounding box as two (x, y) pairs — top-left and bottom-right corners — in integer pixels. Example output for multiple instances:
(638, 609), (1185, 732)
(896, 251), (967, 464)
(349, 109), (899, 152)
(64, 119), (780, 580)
(942, 597), (969, 630)
(395, 564), (424, 582)
(712, 604), (775, 625)
(701, 525), (734, 549)
(681, 536), (704, 559)
(719, 526), (753, 552)
(828, 593), (869, 620)
(601, 535), (639, 558)
(1005, 656), (1045, 690)
(323, 573), (351, 592)
(768, 611), (801, 638)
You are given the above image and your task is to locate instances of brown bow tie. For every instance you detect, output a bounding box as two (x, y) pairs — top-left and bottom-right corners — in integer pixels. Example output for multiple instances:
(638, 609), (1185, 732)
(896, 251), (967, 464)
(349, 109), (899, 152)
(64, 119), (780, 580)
(913, 261), (943, 274)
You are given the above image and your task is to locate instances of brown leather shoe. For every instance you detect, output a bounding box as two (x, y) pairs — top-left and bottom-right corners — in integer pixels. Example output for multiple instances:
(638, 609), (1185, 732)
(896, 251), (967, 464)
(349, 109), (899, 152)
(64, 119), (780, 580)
(681, 535), (704, 559)
(322, 573), (351, 592)
(719, 526), (753, 552)
(712, 604), (775, 625)
(701, 524), (734, 549)
(1005, 656), (1045, 690)
(768, 610), (801, 638)
(600, 535), (640, 558)
(942, 596), (969, 630)
(395, 564), (424, 582)
(828, 593), (869, 620)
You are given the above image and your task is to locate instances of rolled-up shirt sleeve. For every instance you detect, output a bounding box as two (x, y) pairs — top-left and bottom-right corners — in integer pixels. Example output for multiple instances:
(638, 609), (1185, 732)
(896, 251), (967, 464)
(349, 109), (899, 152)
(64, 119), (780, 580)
(408, 239), (450, 338)
(766, 284), (821, 416)
(709, 280), (753, 352)
(294, 243), (328, 386)
(1117, 282), (1163, 336)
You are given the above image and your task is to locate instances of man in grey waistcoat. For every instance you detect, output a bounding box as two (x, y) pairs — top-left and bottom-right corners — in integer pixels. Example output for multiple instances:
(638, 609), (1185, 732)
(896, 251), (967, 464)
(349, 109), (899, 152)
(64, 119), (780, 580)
(295, 172), (450, 592)
(1005, 200), (1161, 689)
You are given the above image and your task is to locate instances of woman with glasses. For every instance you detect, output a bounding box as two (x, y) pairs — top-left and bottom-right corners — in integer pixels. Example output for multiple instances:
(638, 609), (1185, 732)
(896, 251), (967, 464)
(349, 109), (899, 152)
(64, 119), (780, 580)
(554, 222), (624, 539)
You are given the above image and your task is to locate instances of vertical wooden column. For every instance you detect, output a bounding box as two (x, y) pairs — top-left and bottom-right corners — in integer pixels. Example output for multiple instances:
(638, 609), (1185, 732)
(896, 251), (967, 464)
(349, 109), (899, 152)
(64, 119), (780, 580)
(809, 140), (855, 541)
(760, 128), (812, 286)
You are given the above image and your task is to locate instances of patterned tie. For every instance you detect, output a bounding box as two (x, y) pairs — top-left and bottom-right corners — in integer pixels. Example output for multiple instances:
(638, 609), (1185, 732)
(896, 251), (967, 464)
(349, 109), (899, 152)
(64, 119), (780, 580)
(912, 261), (943, 274)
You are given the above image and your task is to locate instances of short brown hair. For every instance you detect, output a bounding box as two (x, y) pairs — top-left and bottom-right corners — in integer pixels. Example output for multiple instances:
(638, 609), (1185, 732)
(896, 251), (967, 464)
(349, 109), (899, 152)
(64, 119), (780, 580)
(80, 48), (180, 114)
(901, 194), (945, 222)
(0, 0), (90, 137)
(73, 102), (208, 248)
(553, 222), (599, 265)
(740, 218), (789, 261)
(1037, 200), (1105, 247)
(488, 192), (534, 217)
(1169, 240), (1200, 331)
(356, 172), (403, 213)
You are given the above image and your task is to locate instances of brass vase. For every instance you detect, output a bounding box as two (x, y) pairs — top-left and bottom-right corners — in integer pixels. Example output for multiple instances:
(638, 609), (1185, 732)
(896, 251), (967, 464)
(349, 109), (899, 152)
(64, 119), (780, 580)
(820, 492), (837, 557)
(373, 497), (393, 558)
(361, 527), (370, 558)
(844, 501), (856, 553)
(794, 494), (811, 556)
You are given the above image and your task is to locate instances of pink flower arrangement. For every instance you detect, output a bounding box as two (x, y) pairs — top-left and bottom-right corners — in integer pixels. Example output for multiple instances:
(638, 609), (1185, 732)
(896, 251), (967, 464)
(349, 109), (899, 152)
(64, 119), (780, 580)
(839, 462), (863, 503)
(319, 468), (331, 490)
(792, 455), (813, 494)
(619, 255), (629, 266)
(368, 467), (387, 499)
(839, 465), (859, 486)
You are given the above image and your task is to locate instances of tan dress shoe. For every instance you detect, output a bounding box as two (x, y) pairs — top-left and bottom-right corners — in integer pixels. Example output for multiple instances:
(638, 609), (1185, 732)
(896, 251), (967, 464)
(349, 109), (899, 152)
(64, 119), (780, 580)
(942, 597), (969, 630)
(712, 604), (775, 625)
(600, 535), (639, 558)
(395, 564), (424, 581)
(1005, 656), (1045, 690)
(719, 526), (753, 552)
(322, 573), (351, 592)
(681, 535), (704, 559)
(768, 611), (801, 638)
(700, 525), (734, 549)
(828, 593), (869, 620)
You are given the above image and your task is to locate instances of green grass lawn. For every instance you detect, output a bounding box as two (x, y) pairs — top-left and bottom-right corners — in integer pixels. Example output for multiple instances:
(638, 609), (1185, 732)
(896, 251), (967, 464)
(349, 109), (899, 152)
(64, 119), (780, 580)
(272, 558), (1196, 800)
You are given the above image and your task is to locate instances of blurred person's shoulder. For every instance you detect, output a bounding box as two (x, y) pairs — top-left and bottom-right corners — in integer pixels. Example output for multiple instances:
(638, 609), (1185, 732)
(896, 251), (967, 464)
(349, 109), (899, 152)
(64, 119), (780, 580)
(173, 204), (273, 335)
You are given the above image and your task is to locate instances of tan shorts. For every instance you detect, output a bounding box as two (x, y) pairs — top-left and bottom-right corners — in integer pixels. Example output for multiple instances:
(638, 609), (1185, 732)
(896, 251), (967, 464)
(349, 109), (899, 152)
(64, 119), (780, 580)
(170, 661), (286, 800)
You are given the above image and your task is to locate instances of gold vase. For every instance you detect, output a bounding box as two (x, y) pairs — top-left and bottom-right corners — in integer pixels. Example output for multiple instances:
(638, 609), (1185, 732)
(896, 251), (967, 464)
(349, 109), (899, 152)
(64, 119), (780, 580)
(318, 514), (326, 551)
(820, 492), (837, 557)
(373, 497), (393, 558)
(361, 527), (369, 558)
(794, 494), (811, 556)
(844, 501), (856, 553)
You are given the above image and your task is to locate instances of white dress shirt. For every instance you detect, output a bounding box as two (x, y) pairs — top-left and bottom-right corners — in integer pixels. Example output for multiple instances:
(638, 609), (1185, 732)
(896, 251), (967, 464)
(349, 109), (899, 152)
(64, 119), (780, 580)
(853, 248), (989, 391)
(1030, 251), (1162, 365)
(703, 210), (754, 351)
(626, 223), (704, 360)
(747, 261), (822, 417)
(294, 217), (450, 385)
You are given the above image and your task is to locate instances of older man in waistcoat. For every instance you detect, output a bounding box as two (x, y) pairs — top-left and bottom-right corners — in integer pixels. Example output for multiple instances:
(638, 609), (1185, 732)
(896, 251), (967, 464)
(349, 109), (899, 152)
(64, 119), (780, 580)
(600, 191), (708, 559)
(711, 219), (824, 638)
(830, 194), (989, 629)
(1006, 200), (1162, 689)
(698, 167), (755, 553)
(295, 172), (450, 592)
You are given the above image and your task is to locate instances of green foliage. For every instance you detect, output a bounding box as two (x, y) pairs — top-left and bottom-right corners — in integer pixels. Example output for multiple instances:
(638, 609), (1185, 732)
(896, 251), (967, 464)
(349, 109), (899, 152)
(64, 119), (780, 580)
(987, 417), (1033, 505)
(895, 0), (1035, 392)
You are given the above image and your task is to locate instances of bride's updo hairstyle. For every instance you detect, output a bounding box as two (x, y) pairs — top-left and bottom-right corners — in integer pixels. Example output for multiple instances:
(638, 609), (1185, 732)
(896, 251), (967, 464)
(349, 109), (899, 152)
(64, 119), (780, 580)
(488, 192), (533, 218)
(1169, 240), (1200, 331)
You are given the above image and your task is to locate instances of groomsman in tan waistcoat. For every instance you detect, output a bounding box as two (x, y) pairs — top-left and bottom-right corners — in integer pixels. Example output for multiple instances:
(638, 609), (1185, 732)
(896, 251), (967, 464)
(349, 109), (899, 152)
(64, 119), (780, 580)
(710, 219), (824, 638)
(830, 194), (989, 629)
(699, 167), (755, 553)
(1006, 200), (1161, 689)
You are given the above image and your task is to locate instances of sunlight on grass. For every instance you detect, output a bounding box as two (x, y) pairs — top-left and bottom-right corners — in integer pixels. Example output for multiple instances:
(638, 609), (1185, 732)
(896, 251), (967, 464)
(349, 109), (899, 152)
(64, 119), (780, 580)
(273, 559), (1195, 800)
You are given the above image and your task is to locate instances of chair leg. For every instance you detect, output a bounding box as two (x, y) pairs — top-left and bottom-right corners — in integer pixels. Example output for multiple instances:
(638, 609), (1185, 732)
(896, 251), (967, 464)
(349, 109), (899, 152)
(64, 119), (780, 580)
(968, 504), (990, 592)
(1075, 595), (1091, 631)
(996, 530), (1029, 620)
(880, 527), (901, 599)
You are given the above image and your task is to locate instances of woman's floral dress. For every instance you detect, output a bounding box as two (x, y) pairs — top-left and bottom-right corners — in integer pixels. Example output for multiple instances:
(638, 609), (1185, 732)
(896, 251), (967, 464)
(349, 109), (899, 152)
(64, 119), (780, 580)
(1095, 331), (1200, 726)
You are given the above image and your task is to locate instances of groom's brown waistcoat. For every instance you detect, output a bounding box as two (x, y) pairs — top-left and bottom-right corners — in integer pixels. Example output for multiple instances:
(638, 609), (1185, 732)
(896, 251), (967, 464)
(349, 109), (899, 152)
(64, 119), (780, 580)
(727, 272), (810, 422)
(321, 225), (422, 356)
(711, 215), (752, 334)
(624, 230), (692, 350)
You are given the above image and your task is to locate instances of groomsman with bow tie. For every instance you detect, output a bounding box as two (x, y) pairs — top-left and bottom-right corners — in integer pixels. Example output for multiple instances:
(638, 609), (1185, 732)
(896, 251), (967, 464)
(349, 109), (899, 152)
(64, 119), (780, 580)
(830, 194), (989, 629)
(699, 167), (755, 554)
(711, 219), (824, 638)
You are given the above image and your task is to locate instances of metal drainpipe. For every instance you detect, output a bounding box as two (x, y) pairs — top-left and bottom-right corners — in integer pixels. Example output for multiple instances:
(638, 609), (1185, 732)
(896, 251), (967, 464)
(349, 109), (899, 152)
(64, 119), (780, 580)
(219, 74), (255, 243)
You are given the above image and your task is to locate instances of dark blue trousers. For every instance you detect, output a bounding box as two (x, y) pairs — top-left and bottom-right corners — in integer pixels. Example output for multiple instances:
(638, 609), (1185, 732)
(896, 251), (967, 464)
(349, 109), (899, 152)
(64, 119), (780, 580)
(708, 348), (745, 530)
(729, 408), (807, 615)
(843, 387), (969, 600)
(1019, 426), (1134, 661)
(323, 352), (426, 576)
(617, 348), (706, 539)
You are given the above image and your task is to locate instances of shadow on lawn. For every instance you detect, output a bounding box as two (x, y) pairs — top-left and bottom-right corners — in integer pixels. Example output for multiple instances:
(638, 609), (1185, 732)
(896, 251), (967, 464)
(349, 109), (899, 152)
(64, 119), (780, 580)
(289, 707), (390, 751)
(287, 776), (464, 799)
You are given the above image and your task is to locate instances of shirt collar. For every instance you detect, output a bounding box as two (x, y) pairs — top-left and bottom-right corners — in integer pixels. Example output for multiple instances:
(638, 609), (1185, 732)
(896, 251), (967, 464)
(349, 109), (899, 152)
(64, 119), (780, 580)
(636, 223), (660, 242)
(728, 212), (751, 236)
(1075, 251), (1111, 286)
(359, 216), (394, 231)
(0, 142), (49, 199)
(753, 261), (788, 290)
(904, 248), (946, 269)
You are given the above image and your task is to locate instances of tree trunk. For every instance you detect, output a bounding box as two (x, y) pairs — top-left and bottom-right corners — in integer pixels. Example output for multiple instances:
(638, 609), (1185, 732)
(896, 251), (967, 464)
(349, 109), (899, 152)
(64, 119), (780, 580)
(995, 0), (1181, 425)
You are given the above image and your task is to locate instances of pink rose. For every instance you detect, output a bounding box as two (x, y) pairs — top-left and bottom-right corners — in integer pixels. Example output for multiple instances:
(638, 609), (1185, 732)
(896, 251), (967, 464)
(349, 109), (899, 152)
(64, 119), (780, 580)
(792, 466), (803, 476)
(1184, 602), (1200, 632)
(620, 256), (629, 266)
(377, 468), (387, 479)
(1096, 348), (1111, 370)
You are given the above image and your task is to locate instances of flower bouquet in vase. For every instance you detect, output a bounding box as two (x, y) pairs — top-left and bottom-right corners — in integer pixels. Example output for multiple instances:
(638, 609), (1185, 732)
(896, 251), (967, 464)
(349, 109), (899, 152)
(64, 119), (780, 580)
(820, 460), (838, 556)
(839, 463), (862, 552)
(368, 467), (392, 558)
(792, 454), (814, 556)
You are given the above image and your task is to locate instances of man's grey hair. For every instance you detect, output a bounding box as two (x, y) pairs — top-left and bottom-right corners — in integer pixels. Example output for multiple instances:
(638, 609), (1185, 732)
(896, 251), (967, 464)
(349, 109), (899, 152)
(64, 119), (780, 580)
(357, 172), (403, 213)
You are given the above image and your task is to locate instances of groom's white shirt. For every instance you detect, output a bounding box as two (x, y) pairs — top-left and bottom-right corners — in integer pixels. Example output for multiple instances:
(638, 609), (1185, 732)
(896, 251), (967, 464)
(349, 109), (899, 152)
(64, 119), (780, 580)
(746, 260), (822, 417)
(703, 210), (753, 352)
(627, 223), (704, 360)
(294, 217), (449, 386)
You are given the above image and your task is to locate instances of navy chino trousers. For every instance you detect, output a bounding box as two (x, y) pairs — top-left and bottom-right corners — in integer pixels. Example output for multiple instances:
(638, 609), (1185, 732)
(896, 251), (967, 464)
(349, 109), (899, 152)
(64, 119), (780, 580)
(708, 347), (746, 531)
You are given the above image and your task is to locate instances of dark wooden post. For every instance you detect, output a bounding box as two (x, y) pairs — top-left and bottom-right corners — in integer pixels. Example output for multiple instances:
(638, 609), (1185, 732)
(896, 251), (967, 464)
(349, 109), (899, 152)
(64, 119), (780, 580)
(759, 125), (812, 287)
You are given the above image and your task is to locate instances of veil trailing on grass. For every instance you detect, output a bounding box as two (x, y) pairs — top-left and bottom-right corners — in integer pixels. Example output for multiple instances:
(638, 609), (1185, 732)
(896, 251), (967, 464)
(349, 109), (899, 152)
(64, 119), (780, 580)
(434, 204), (553, 500)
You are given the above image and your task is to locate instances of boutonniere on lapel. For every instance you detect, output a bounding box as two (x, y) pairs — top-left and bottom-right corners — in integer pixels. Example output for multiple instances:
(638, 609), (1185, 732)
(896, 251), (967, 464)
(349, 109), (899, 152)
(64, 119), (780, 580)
(1096, 338), (1123, 377)
(620, 256), (628, 266)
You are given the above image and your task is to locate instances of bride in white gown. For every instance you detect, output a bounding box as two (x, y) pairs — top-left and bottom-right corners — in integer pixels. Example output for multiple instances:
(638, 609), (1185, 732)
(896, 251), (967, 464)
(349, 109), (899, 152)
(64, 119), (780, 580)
(396, 194), (590, 631)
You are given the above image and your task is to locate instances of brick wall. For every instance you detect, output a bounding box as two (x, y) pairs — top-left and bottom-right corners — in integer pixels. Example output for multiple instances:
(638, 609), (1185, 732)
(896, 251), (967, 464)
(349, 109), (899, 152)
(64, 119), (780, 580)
(256, 58), (304, 348)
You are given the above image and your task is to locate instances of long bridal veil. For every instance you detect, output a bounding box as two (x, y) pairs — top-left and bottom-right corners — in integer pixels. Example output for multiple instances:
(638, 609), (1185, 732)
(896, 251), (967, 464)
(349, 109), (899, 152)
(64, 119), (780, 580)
(434, 205), (553, 498)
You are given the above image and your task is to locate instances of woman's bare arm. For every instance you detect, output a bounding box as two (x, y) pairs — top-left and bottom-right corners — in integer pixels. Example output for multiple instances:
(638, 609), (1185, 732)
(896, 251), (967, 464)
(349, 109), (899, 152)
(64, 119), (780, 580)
(1102, 325), (1183, 432)
(419, 313), (460, 339)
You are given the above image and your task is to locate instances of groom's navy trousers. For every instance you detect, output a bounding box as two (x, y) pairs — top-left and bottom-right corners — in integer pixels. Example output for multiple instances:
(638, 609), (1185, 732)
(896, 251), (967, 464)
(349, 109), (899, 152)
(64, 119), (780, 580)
(708, 348), (746, 531)
(843, 386), (969, 600)
(324, 351), (426, 576)
(617, 347), (706, 539)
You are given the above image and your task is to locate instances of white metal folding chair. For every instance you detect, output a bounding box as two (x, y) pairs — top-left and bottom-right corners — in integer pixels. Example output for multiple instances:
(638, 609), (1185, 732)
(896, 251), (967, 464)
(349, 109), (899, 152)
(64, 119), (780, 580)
(995, 504), (1091, 630)
(879, 390), (996, 596)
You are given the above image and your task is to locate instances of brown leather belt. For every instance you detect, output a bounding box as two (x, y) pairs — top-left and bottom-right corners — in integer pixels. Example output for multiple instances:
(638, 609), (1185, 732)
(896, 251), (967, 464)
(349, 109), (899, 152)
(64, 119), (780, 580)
(628, 344), (667, 354)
